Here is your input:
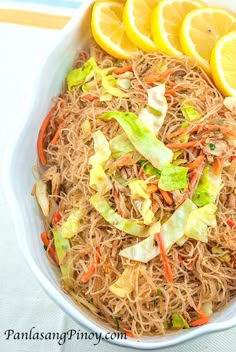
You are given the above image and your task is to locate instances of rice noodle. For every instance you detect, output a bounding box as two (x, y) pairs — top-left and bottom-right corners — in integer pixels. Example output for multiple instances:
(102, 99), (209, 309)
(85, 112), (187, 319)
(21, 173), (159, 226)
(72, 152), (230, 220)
(37, 42), (236, 336)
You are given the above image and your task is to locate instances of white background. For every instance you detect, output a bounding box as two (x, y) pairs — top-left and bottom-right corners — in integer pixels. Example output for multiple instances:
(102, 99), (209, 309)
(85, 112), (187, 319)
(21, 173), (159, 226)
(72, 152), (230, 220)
(1, 17), (236, 352)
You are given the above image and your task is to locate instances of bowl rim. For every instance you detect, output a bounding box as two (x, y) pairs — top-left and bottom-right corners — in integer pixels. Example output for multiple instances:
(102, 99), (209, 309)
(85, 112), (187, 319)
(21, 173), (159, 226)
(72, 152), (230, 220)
(2, 0), (236, 349)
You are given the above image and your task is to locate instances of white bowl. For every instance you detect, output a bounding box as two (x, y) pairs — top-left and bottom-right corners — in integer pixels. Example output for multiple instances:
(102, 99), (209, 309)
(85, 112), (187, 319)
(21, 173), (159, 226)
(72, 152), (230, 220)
(3, 0), (236, 349)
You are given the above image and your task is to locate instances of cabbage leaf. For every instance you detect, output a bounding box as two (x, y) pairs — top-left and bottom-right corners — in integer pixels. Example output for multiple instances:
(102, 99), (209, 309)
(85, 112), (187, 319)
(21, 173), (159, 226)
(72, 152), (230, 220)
(61, 209), (84, 239)
(52, 227), (71, 287)
(119, 222), (160, 263)
(109, 133), (134, 159)
(109, 264), (145, 298)
(185, 203), (217, 243)
(181, 102), (202, 122)
(100, 111), (173, 169)
(67, 57), (97, 91)
(159, 164), (189, 191)
(128, 180), (155, 225)
(160, 199), (197, 250)
(90, 193), (146, 236)
(89, 131), (112, 195)
(139, 85), (168, 135)
(192, 165), (223, 206)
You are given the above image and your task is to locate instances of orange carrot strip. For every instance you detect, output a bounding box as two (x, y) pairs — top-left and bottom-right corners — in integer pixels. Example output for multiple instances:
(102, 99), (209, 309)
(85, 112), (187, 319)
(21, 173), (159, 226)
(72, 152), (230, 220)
(143, 68), (175, 83)
(200, 72), (212, 85)
(159, 189), (174, 205)
(178, 255), (183, 264)
(146, 184), (159, 194)
(187, 153), (205, 171)
(81, 248), (101, 283)
(82, 93), (99, 101)
(124, 331), (135, 338)
(41, 232), (56, 262)
(165, 89), (177, 96)
(155, 233), (173, 283)
(50, 121), (63, 145)
(37, 104), (58, 165)
(190, 308), (210, 327)
(167, 140), (202, 149)
(227, 219), (236, 229)
(189, 157), (205, 192)
(113, 65), (133, 75)
(213, 158), (223, 176)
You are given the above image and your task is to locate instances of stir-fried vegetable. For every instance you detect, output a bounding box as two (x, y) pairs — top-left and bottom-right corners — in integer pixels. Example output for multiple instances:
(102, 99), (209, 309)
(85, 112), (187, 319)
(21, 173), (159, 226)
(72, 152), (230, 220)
(160, 199), (197, 250)
(159, 164), (188, 191)
(52, 227), (71, 287)
(90, 193), (146, 236)
(139, 160), (161, 178)
(156, 232), (173, 283)
(185, 204), (217, 243)
(181, 102), (202, 122)
(89, 131), (112, 195)
(192, 165), (223, 206)
(100, 111), (173, 169)
(35, 180), (49, 217)
(128, 180), (155, 225)
(109, 264), (145, 298)
(109, 133), (134, 159)
(119, 222), (161, 263)
(139, 85), (168, 136)
(171, 313), (190, 329)
(61, 209), (84, 239)
(67, 57), (97, 91)
(102, 75), (128, 97)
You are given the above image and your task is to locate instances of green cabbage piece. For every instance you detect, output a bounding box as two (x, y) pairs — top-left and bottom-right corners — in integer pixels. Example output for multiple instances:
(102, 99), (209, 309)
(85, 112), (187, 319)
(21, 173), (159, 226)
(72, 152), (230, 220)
(109, 133), (134, 159)
(61, 209), (84, 239)
(138, 85), (168, 135)
(160, 199), (197, 250)
(102, 75), (127, 97)
(67, 57), (97, 91)
(100, 111), (173, 169)
(90, 193), (146, 236)
(159, 164), (189, 191)
(119, 222), (160, 263)
(192, 165), (223, 206)
(128, 180), (155, 225)
(185, 204), (217, 243)
(89, 131), (112, 195)
(181, 102), (202, 122)
(52, 228), (71, 287)
(212, 247), (231, 263)
(109, 264), (145, 298)
(171, 313), (190, 330)
(138, 160), (161, 178)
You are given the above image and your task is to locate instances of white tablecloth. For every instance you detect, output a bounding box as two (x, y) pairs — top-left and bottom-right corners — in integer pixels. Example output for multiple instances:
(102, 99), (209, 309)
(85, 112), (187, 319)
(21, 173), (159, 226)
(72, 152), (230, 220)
(1, 6), (236, 352)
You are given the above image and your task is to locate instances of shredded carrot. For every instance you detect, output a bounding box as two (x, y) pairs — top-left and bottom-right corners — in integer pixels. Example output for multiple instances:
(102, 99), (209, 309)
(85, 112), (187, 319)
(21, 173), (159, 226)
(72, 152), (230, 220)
(213, 158), (223, 176)
(159, 189), (174, 205)
(190, 308), (210, 327)
(178, 255), (183, 264)
(37, 104), (58, 165)
(206, 124), (236, 137)
(167, 140), (202, 149)
(155, 233), (173, 283)
(143, 68), (175, 84)
(187, 151), (205, 171)
(187, 261), (193, 270)
(37, 96), (65, 165)
(51, 121), (63, 145)
(168, 81), (176, 88)
(82, 93), (99, 101)
(165, 89), (177, 96)
(189, 157), (205, 192)
(41, 232), (56, 262)
(146, 184), (158, 194)
(200, 72), (212, 85)
(113, 65), (133, 75)
(227, 219), (236, 229)
(53, 212), (62, 224)
(81, 248), (101, 283)
(124, 331), (135, 338)
(231, 155), (236, 161)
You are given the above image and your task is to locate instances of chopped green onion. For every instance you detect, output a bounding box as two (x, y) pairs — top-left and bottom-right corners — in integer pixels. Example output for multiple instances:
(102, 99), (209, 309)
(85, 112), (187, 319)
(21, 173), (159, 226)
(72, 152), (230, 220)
(114, 317), (120, 330)
(157, 289), (163, 297)
(180, 90), (188, 94)
(209, 143), (215, 151)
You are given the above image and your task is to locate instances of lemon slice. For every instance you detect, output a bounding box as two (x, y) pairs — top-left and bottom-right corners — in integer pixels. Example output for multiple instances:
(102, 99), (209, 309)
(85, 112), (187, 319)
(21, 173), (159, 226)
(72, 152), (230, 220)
(151, 0), (203, 56)
(123, 0), (159, 52)
(211, 31), (236, 97)
(91, 0), (139, 59)
(180, 7), (236, 75)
